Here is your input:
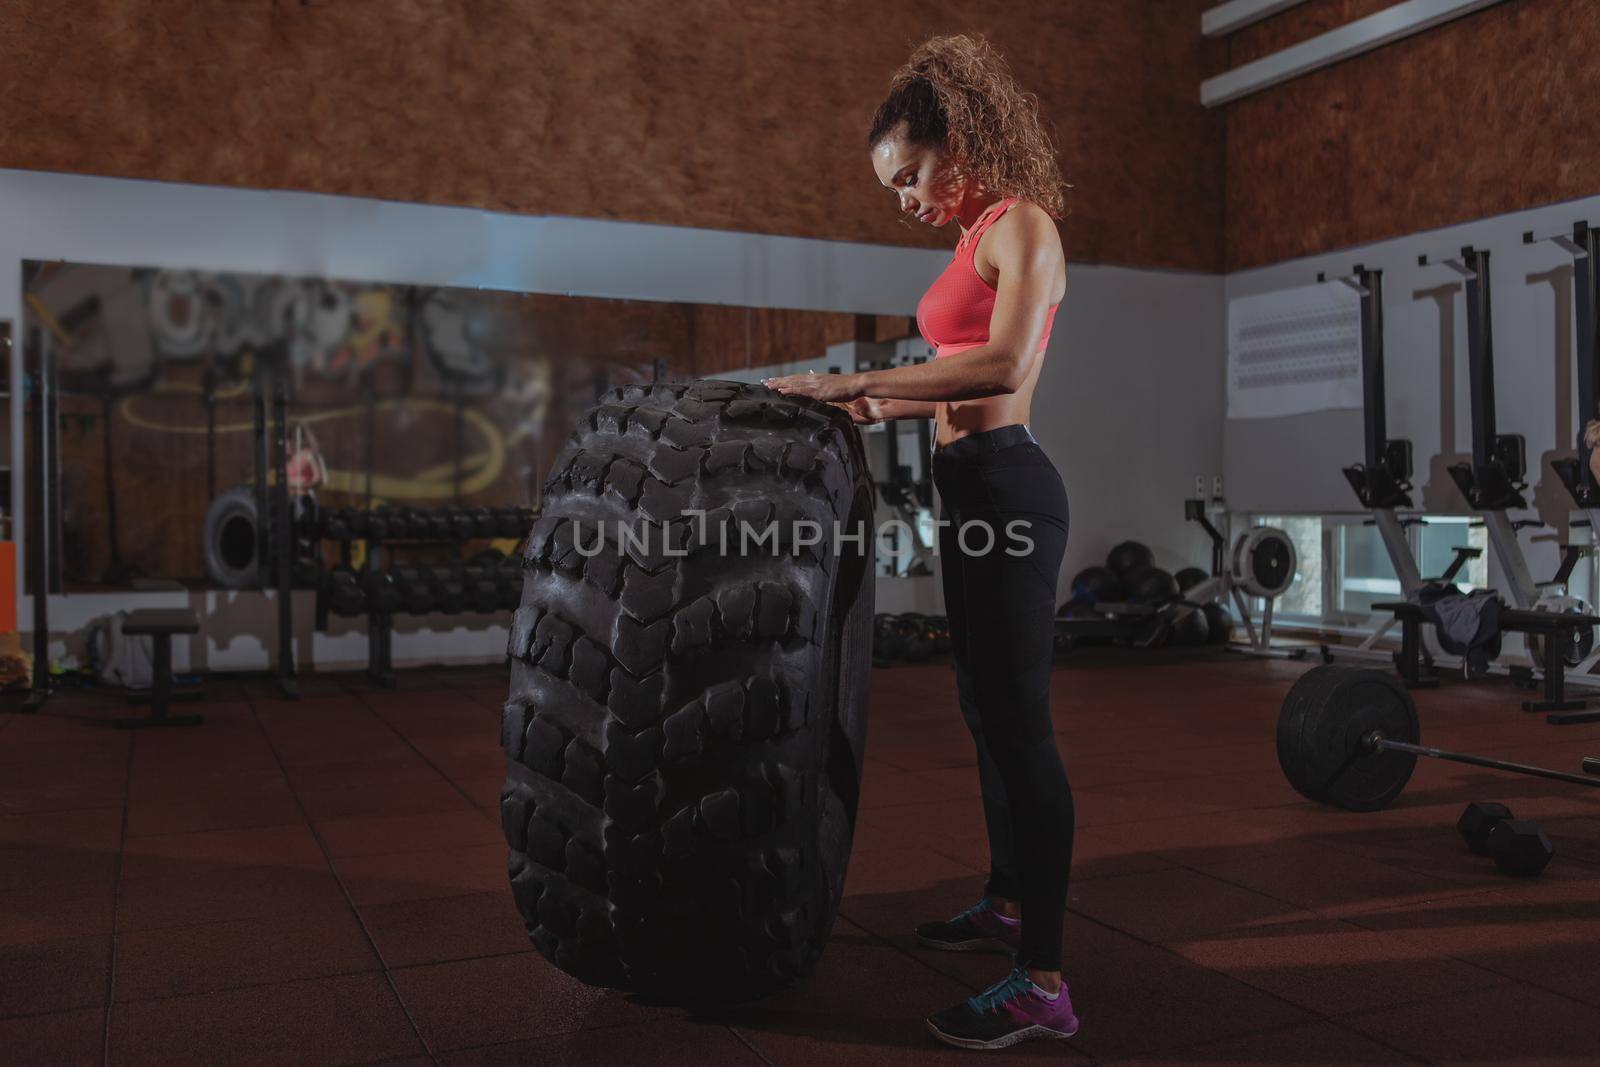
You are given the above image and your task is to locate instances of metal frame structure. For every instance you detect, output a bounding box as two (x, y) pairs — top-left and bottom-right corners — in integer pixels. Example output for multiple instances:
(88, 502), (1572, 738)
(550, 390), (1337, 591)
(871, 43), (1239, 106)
(1318, 266), (1476, 670)
(22, 328), (57, 711)
(1527, 221), (1600, 687)
(1419, 246), (1545, 611)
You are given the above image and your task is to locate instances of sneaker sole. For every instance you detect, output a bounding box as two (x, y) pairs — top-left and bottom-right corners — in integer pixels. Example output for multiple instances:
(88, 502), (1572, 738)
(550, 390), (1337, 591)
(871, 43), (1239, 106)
(914, 932), (1018, 953)
(925, 1017), (1079, 1050)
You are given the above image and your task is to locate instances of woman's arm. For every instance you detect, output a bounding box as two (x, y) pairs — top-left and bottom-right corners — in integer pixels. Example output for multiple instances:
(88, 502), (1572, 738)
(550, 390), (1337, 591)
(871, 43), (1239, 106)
(764, 205), (1064, 405)
(836, 398), (937, 423)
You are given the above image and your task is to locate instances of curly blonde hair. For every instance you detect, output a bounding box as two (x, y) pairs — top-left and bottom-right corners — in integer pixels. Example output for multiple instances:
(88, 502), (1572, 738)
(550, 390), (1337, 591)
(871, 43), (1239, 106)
(867, 35), (1066, 220)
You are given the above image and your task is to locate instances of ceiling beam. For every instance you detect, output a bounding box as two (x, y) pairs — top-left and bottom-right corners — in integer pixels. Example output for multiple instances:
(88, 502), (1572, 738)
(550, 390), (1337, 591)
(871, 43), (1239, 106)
(1201, 0), (1508, 107)
(1202, 0), (1312, 38)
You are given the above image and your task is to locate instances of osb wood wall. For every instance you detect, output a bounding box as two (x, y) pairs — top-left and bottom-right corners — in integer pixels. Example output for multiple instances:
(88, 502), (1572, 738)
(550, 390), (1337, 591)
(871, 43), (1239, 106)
(1222, 0), (1600, 270)
(0, 0), (1224, 272)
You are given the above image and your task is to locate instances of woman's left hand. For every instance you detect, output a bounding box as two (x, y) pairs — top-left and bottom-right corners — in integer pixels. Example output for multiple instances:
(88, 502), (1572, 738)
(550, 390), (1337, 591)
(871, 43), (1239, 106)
(762, 370), (865, 403)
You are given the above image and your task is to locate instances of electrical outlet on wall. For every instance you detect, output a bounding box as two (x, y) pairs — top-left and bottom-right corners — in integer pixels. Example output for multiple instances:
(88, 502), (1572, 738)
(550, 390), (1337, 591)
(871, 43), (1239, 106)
(1193, 475), (1205, 497)
(1213, 474), (1224, 498)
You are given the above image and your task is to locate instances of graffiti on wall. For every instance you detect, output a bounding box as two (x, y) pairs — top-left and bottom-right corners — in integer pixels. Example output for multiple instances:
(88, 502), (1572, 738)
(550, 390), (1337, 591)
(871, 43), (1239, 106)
(23, 260), (671, 585)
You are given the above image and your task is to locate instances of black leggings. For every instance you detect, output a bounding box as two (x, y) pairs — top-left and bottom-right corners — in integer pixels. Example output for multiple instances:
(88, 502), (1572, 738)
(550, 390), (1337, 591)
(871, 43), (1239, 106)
(931, 424), (1074, 972)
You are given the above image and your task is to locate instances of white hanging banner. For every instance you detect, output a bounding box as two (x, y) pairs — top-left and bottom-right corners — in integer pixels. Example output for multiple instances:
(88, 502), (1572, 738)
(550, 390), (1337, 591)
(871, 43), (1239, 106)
(1227, 280), (1362, 420)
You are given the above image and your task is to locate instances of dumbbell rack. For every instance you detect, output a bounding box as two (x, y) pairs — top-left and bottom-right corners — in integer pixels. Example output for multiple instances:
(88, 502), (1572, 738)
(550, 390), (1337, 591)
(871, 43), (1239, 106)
(311, 505), (534, 687)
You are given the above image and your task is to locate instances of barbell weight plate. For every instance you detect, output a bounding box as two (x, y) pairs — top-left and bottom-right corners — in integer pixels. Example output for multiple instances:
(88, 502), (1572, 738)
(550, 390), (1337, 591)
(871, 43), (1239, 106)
(1275, 662), (1352, 792)
(1277, 664), (1419, 812)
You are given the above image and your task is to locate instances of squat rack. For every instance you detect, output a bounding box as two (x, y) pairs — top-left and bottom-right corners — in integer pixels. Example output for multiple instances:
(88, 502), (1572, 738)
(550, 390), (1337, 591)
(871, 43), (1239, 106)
(20, 331), (301, 710)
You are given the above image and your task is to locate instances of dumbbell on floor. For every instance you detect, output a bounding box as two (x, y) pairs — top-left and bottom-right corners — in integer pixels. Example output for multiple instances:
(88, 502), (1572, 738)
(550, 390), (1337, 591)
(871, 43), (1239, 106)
(1457, 801), (1513, 855)
(1490, 819), (1554, 877)
(1456, 802), (1555, 876)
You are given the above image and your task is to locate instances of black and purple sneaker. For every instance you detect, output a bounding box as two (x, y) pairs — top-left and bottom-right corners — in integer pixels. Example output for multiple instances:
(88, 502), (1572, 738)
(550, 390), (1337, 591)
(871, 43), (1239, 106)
(914, 897), (1023, 953)
(926, 965), (1080, 1050)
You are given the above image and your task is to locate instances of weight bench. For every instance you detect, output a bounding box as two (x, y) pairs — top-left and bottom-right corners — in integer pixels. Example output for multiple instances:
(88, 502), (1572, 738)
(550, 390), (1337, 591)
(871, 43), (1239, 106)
(115, 608), (204, 729)
(1374, 600), (1600, 723)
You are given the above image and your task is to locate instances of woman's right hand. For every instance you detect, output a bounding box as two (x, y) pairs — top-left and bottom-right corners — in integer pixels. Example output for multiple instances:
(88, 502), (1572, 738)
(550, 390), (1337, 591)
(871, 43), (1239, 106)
(835, 397), (889, 424)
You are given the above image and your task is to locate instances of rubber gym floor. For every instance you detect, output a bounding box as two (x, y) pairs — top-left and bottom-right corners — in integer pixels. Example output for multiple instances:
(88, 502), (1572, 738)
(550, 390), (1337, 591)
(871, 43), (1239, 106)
(3, 647), (1599, 1065)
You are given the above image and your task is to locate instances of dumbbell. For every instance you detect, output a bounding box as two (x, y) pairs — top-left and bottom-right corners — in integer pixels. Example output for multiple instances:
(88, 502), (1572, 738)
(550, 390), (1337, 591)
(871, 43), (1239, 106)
(323, 508), (355, 541)
(1457, 802), (1513, 855)
(293, 558), (323, 589)
(488, 507), (517, 538)
(325, 565), (367, 615)
(425, 508), (451, 543)
(418, 563), (465, 614)
(1489, 820), (1554, 877)
(390, 508), (416, 540)
(393, 567), (435, 615)
(450, 507), (479, 542)
(497, 556), (523, 610)
(366, 507), (392, 540)
(465, 506), (496, 538)
(393, 508), (421, 539)
(363, 569), (402, 615)
(1457, 802), (1555, 877)
(458, 551), (504, 613)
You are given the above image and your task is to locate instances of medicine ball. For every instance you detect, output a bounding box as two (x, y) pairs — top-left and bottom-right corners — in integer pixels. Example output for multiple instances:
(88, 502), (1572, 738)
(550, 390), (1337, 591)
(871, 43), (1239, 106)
(1203, 602), (1235, 645)
(874, 613), (906, 661)
(1175, 566), (1209, 593)
(1123, 566), (1178, 605)
(1106, 540), (1154, 577)
(1170, 607), (1210, 646)
(1070, 565), (1123, 605)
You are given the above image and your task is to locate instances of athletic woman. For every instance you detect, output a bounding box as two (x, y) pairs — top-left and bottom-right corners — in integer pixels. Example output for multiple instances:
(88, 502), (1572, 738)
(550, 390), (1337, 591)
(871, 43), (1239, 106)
(763, 34), (1077, 1051)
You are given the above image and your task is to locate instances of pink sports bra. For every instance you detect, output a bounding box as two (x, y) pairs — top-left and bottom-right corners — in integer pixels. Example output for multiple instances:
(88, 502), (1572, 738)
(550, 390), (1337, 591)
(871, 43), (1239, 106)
(915, 197), (1059, 359)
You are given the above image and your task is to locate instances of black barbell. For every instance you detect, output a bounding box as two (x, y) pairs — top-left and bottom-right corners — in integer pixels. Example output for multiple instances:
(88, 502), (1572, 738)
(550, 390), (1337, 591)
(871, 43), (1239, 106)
(1278, 664), (1600, 812)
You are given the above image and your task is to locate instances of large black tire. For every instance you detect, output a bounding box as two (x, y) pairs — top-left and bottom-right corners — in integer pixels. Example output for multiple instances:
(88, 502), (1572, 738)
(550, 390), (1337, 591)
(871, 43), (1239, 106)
(499, 379), (875, 1004)
(202, 485), (261, 589)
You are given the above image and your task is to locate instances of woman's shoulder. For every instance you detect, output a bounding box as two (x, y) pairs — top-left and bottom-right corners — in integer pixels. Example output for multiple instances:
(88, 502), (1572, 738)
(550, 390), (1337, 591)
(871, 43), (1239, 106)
(992, 197), (1057, 230)
(984, 198), (1065, 256)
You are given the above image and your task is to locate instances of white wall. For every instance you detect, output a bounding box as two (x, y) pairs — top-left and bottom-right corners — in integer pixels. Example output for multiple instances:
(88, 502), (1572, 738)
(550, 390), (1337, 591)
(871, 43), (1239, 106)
(1040, 266), (1227, 594)
(1224, 192), (1600, 595)
(1, 168), (1227, 668)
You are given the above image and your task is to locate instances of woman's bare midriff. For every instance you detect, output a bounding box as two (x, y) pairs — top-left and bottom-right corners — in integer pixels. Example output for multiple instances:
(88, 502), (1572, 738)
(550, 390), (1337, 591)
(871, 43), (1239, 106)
(933, 349), (1047, 447)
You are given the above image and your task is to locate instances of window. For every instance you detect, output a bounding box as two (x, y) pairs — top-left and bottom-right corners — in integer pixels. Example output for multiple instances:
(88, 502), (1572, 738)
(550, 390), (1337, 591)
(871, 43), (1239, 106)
(1332, 519), (1399, 616)
(1416, 517), (1487, 590)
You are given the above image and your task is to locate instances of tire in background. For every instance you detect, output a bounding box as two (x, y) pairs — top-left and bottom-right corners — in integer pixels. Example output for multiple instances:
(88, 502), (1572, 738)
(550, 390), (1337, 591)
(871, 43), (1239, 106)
(202, 485), (261, 589)
(500, 379), (875, 1005)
